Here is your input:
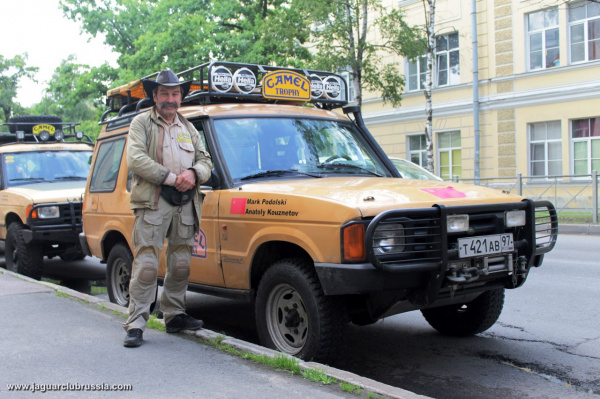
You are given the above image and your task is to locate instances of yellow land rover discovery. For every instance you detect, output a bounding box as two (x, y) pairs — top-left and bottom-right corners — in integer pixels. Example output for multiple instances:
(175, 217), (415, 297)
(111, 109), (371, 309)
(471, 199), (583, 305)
(80, 61), (558, 363)
(0, 116), (94, 280)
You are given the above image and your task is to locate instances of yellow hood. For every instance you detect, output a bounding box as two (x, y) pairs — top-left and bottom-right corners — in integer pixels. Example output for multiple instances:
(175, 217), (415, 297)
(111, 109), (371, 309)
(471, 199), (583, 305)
(238, 177), (521, 218)
(5, 181), (86, 203)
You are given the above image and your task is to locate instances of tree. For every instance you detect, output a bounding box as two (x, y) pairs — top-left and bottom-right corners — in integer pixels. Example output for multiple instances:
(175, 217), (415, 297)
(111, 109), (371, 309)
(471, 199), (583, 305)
(60, 0), (312, 78)
(0, 54), (38, 122)
(297, 0), (424, 107)
(37, 55), (118, 138)
(422, 0), (436, 174)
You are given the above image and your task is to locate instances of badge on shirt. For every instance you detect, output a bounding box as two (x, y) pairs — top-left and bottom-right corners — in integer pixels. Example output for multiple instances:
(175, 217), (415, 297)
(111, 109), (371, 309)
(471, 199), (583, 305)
(177, 131), (193, 144)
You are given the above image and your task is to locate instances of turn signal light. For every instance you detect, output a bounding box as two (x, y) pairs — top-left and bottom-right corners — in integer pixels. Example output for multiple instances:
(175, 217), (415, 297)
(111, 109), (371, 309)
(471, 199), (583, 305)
(343, 223), (366, 261)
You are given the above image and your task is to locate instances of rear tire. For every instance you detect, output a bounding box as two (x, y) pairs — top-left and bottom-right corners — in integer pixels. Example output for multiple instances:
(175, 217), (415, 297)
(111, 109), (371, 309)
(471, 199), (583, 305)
(255, 258), (347, 364)
(106, 243), (157, 312)
(5, 223), (44, 280)
(421, 288), (505, 336)
(106, 243), (133, 307)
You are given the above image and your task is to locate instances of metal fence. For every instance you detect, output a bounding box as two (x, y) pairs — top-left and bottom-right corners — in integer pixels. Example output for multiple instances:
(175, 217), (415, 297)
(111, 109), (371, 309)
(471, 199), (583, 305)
(452, 171), (599, 224)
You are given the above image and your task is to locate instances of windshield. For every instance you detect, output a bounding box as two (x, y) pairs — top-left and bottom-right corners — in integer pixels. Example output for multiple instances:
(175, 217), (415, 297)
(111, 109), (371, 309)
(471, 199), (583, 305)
(2, 150), (92, 187)
(390, 158), (442, 180)
(214, 117), (393, 181)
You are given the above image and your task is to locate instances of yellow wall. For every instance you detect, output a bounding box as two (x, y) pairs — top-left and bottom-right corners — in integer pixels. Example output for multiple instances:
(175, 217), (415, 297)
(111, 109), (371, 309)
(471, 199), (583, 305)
(362, 0), (600, 180)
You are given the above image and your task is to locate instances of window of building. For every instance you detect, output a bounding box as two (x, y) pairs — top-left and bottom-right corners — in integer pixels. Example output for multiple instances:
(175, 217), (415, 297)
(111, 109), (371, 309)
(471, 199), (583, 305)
(407, 56), (427, 91)
(529, 121), (562, 177)
(571, 117), (600, 175)
(438, 131), (461, 179)
(568, 1), (600, 63)
(436, 32), (460, 86)
(408, 134), (427, 166)
(407, 32), (460, 91)
(527, 8), (560, 70)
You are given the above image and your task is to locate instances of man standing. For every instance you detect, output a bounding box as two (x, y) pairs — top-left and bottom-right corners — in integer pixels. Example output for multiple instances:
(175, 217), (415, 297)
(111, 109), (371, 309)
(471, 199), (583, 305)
(123, 69), (213, 347)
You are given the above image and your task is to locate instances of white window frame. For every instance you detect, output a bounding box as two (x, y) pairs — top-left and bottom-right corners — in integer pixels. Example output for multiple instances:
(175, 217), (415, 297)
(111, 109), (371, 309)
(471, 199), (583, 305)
(568, 1), (600, 64)
(407, 134), (427, 167)
(528, 121), (562, 178)
(571, 117), (600, 176)
(406, 56), (427, 92)
(437, 131), (461, 179)
(526, 7), (560, 71)
(435, 32), (460, 87)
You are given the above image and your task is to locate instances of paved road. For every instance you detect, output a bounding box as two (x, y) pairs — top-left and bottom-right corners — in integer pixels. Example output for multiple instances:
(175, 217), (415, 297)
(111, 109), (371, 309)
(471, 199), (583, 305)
(182, 234), (600, 399)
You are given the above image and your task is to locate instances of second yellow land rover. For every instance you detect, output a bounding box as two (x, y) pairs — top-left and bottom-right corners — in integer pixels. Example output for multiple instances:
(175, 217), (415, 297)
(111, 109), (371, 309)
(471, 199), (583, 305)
(80, 61), (558, 363)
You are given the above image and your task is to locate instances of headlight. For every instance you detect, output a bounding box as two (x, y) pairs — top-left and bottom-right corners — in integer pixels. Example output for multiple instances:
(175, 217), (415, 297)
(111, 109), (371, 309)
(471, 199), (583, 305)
(36, 206), (60, 219)
(506, 210), (526, 227)
(447, 214), (469, 233)
(373, 223), (405, 255)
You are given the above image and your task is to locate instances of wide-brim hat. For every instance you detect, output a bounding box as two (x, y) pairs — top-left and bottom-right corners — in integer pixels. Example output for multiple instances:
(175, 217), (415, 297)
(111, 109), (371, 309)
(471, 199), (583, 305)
(141, 68), (192, 104)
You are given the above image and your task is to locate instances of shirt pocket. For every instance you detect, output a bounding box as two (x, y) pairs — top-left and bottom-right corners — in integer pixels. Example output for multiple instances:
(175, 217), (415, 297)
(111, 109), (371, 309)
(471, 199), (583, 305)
(177, 141), (195, 169)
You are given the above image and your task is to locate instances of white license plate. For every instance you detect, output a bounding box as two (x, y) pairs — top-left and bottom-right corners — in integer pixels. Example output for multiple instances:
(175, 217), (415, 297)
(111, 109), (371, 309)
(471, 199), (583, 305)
(457, 233), (514, 258)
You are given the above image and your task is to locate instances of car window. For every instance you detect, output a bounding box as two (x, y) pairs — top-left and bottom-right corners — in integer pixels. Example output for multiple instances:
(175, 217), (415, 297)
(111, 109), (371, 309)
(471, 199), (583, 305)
(89, 138), (127, 192)
(213, 117), (392, 181)
(2, 150), (92, 187)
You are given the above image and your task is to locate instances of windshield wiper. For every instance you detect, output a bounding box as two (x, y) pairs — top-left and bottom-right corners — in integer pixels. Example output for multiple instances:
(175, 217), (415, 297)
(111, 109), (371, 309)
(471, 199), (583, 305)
(55, 176), (87, 180)
(9, 177), (46, 182)
(240, 169), (322, 181)
(316, 163), (383, 177)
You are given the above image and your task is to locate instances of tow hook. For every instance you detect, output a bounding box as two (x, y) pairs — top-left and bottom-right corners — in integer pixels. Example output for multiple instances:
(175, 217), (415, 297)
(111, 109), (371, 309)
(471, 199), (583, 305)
(446, 266), (480, 283)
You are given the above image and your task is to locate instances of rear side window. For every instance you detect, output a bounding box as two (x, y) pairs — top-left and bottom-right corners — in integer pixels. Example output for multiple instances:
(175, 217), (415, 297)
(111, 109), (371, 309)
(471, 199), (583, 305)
(89, 137), (126, 192)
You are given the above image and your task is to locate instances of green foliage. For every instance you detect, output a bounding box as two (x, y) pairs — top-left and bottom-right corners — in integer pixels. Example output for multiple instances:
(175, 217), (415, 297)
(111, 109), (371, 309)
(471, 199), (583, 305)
(340, 381), (362, 394)
(60, 0), (312, 77)
(0, 54), (38, 122)
(296, 0), (424, 107)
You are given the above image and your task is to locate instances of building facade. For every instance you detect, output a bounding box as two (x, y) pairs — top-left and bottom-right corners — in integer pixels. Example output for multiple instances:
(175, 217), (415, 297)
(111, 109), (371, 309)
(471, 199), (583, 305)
(361, 0), (600, 181)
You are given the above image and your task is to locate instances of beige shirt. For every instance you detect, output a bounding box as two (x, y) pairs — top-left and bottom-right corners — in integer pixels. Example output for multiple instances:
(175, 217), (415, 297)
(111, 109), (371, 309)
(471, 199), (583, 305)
(158, 115), (196, 186)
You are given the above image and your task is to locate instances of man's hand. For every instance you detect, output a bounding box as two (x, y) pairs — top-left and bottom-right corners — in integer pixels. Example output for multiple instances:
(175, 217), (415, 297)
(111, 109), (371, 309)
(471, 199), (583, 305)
(175, 169), (196, 192)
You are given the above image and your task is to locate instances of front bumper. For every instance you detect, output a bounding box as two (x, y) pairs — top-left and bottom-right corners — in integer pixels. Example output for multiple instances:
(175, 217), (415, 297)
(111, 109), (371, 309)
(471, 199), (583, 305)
(317, 200), (558, 298)
(24, 201), (83, 245)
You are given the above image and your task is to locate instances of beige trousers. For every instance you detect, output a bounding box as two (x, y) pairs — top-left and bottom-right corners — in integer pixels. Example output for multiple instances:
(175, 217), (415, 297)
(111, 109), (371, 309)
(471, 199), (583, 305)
(124, 196), (195, 332)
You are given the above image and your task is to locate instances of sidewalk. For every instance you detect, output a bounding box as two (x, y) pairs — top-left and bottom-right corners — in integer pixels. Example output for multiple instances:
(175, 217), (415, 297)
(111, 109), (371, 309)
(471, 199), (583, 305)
(0, 270), (427, 399)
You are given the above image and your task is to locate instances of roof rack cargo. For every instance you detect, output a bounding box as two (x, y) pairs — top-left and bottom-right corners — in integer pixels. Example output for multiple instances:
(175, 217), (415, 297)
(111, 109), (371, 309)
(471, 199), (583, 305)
(1, 117), (94, 145)
(102, 61), (349, 123)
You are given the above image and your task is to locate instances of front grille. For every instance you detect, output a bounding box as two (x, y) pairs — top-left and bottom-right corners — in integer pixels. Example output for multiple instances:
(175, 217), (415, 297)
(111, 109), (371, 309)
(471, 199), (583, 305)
(365, 200), (558, 274)
(28, 202), (83, 230)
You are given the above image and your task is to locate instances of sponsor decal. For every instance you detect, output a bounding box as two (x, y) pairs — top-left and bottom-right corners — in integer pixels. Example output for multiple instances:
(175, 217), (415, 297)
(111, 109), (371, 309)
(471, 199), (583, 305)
(177, 131), (192, 144)
(230, 197), (247, 214)
(229, 197), (299, 217)
(192, 228), (207, 258)
(211, 66), (233, 93)
(421, 187), (467, 199)
(233, 68), (257, 94)
(33, 124), (56, 135)
(262, 70), (310, 101)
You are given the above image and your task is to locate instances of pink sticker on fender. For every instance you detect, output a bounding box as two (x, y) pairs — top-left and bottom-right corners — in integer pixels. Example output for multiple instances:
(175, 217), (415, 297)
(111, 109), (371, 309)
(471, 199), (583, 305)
(230, 198), (247, 214)
(421, 187), (467, 199)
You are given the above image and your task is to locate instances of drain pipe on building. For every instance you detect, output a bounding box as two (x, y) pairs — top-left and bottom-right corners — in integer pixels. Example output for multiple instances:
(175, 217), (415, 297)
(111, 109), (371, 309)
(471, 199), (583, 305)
(472, 0), (481, 184)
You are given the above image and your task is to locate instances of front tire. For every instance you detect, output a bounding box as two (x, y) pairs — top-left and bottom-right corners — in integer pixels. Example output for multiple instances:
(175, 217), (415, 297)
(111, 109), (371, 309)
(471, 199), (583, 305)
(5, 223), (43, 280)
(421, 288), (505, 336)
(255, 258), (347, 364)
(106, 243), (133, 307)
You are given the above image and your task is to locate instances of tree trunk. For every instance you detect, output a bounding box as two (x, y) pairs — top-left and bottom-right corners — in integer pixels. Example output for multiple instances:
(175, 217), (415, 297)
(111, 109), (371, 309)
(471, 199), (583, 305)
(424, 0), (436, 173)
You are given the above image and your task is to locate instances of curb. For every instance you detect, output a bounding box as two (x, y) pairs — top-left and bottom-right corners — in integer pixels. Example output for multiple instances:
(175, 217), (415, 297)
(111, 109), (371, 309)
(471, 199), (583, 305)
(2, 269), (430, 399)
(559, 224), (600, 235)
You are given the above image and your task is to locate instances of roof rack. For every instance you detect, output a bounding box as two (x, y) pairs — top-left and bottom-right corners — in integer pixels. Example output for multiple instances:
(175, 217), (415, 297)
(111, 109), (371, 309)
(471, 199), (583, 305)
(103, 61), (349, 123)
(0, 121), (94, 145)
